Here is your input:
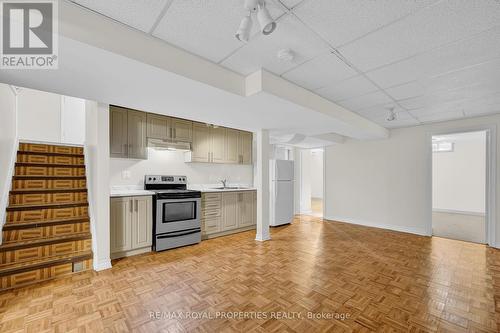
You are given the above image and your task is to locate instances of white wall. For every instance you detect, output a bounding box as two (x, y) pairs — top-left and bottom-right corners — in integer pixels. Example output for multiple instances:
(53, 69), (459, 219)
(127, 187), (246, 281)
(17, 87), (85, 145)
(324, 113), (500, 247)
(110, 148), (254, 187)
(300, 149), (312, 213)
(310, 149), (323, 199)
(85, 101), (111, 271)
(433, 131), (486, 214)
(0, 84), (18, 230)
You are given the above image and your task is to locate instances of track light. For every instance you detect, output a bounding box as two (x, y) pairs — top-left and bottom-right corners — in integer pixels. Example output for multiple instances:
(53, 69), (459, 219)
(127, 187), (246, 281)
(236, 0), (276, 42)
(257, 2), (276, 35)
(235, 15), (252, 42)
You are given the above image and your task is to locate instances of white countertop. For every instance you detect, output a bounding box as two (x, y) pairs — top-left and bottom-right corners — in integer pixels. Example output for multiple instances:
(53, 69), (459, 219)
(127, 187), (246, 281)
(110, 186), (155, 197)
(110, 184), (256, 197)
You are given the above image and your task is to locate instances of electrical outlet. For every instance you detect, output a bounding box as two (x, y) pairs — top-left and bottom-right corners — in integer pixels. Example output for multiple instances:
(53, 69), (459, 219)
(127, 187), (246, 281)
(122, 170), (131, 179)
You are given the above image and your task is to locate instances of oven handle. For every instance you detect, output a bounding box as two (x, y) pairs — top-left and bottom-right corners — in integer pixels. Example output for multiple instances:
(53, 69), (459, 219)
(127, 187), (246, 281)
(157, 228), (201, 239)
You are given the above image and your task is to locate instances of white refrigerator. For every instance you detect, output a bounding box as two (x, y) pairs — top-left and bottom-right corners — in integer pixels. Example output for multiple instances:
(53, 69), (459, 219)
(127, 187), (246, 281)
(270, 159), (294, 226)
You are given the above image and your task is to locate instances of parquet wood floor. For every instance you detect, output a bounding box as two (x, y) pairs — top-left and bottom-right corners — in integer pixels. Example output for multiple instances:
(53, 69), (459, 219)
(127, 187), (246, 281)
(1, 215), (499, 332)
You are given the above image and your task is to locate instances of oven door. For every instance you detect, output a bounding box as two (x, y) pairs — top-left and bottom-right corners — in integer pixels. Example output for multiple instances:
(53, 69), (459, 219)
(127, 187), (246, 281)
(156, 197), (201, 234)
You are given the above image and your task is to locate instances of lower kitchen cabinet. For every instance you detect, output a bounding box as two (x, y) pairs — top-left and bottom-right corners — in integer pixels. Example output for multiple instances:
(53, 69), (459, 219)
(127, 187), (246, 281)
(201, 191), (256, 239)
(110, 196), (152, 259)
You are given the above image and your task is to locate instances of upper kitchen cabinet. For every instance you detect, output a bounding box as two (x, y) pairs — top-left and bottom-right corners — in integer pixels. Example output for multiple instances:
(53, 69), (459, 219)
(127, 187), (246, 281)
(109, 106), (147, 159)
(186, 123), (253, 165)
(147, 113), (170, 140)
(171, 118), (193, 142)
(147, 114), (192, 142)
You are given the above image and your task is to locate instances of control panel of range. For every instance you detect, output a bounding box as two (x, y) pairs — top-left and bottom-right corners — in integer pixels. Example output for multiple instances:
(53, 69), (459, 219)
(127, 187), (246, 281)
(144, 175), (187, 185)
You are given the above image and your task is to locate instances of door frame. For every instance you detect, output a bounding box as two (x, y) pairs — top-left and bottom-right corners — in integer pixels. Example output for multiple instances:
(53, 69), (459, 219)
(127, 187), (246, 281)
(426, 125), (496, 246)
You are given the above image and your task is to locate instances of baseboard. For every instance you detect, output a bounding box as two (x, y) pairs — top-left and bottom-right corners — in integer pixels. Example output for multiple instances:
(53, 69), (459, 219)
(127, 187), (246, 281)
(93, 258), (112, 271)
(432, 208), (485, 217)
(110, 247), (151, 260)
(324, 216), (429, 236)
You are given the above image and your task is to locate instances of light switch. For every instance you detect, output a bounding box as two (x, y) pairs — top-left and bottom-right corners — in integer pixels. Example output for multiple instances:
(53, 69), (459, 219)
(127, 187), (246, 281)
(122, 170), (131, 179)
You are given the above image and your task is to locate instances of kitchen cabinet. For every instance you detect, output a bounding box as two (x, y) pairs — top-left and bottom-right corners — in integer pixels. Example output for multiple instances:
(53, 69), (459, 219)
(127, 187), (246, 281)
(210, 127), (226, 163)
(187, 123), (253, 165)
(147, 114), (193, 142)
(222, 192), (239, 230)
(238, 131), (253, 164)
(201, 190), (256, 238)
(171, 118), (193, 142)
(147, 114), (170, 140)
(225, 128), (239, 164)
(110, 196), (152, 259)
(110, 106), (129, 158)
(190, 123), (211, 162)
(109, 106), (147, 159)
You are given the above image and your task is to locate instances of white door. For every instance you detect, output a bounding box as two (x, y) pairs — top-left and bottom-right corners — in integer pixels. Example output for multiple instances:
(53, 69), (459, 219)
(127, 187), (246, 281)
(274, 181), (294, 225)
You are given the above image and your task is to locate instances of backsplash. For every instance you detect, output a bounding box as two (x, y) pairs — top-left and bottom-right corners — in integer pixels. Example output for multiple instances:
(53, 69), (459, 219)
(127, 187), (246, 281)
(109, 148), (254, 187)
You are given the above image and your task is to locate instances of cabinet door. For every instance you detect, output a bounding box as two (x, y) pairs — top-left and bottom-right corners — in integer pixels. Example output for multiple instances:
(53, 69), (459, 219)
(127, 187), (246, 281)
(225, 128), (239, 164)
(110, 106), (128, 158)
(222, 192), (239, 230)
(110, 197), (132, 253)
(191, 123), (210, 162)
(147, 114), (170, 140)
(127, 110), (148, 159)
(172, 118), (193, 142)
(238, 191), (256, 227)
(131, 196), (152, 249)
(210, 127), (226, 163)
(238, 131), (253, 164)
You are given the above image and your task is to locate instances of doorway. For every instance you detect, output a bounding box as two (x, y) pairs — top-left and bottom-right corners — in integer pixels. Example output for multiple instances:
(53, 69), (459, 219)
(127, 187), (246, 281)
(432, 131), (487, 243)
(300, 148), (324, 217)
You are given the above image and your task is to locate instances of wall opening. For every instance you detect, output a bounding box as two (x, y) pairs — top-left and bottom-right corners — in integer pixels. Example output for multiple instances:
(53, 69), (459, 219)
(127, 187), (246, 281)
(300, 148), (324, 217)
(432, 130), (487, 243)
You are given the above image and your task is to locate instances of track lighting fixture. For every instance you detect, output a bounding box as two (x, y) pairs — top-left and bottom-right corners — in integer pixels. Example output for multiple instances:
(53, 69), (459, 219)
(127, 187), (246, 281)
(235, 0), (276, 42)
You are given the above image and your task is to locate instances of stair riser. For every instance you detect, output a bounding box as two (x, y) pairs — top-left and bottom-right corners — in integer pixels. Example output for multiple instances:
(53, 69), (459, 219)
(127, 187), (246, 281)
(17, 154), (85, 165)
(15, 166), (86, 177)
(0, 239), (92, 265)
(2, 222), (90, 242)
(12, 179), (87, 191)
(7, 206), (89, 223)
(19, 143), (84, 155)
(0, 258), (92, 290)
(9, 192), (88, 206)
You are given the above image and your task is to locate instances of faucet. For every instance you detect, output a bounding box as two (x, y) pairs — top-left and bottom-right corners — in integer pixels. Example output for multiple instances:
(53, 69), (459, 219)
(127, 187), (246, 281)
(219, 179), (227, 188)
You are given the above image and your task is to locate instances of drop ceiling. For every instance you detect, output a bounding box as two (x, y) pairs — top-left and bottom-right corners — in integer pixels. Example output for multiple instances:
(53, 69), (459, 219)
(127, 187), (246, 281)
(71, 0), (500, 129)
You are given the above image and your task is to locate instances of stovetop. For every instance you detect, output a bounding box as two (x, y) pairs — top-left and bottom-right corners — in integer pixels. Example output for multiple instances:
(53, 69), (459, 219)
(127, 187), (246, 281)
(144, 175), (201, 199)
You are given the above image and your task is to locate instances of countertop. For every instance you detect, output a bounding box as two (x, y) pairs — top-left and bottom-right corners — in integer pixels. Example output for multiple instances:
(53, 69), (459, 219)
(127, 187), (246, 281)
(110, 185), (256, 197)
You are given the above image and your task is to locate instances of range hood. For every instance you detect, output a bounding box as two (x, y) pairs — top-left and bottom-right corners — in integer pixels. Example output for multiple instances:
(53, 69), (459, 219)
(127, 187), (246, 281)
(147, 138), (191, 151)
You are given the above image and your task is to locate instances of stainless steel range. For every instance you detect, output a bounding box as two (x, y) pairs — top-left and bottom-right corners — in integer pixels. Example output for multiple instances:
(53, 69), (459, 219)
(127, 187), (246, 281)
(145, 175), (201, 251)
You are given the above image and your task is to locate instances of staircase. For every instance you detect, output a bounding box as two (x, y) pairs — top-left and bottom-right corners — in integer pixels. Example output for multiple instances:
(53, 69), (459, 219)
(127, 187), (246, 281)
(0, 142), (93, 290)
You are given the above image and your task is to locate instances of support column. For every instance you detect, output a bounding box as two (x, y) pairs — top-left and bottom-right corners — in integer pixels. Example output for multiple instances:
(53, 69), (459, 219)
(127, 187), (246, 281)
(255, 129), (271, 241)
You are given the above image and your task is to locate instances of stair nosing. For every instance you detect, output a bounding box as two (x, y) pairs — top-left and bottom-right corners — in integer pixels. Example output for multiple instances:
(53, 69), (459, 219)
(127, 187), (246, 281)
(7, 201), (89, 211)
(15, 163), (85, 168)
(10, 188), (88, 195)
(17, 151), (84, 157)
(0, 233), (92, 251)
(13, 176), (86, 181)
(0, 251), (93, 277)
(3, 217), (90, 230)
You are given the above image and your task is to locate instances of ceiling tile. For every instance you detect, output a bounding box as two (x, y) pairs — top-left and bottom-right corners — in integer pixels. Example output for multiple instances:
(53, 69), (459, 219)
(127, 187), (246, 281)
(281, 52), (357, 91)
(464, 103), (500, 116)
(293, 0), (438, 47)
(72, 0), (168, 32)
(385, 81), (426, 101)
(340, 0), (500, 71)
(220, 14), (327, 75)
(315, 75), (378, 102)
(153, 0), (285, 63)
(337, 91), (393, 111)
(367, 27), (500, 88)
(278, 0), (304, 9)
(415, 110), (465, 123)
(362, 110), (420, 129)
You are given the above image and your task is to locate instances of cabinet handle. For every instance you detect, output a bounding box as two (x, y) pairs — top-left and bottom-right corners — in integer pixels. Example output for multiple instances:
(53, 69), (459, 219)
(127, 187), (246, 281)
(173, 128), (176, 139)
(135, 199), (138, 212)
(130, 199), (133, 213)
(208, 151), (210, 162)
